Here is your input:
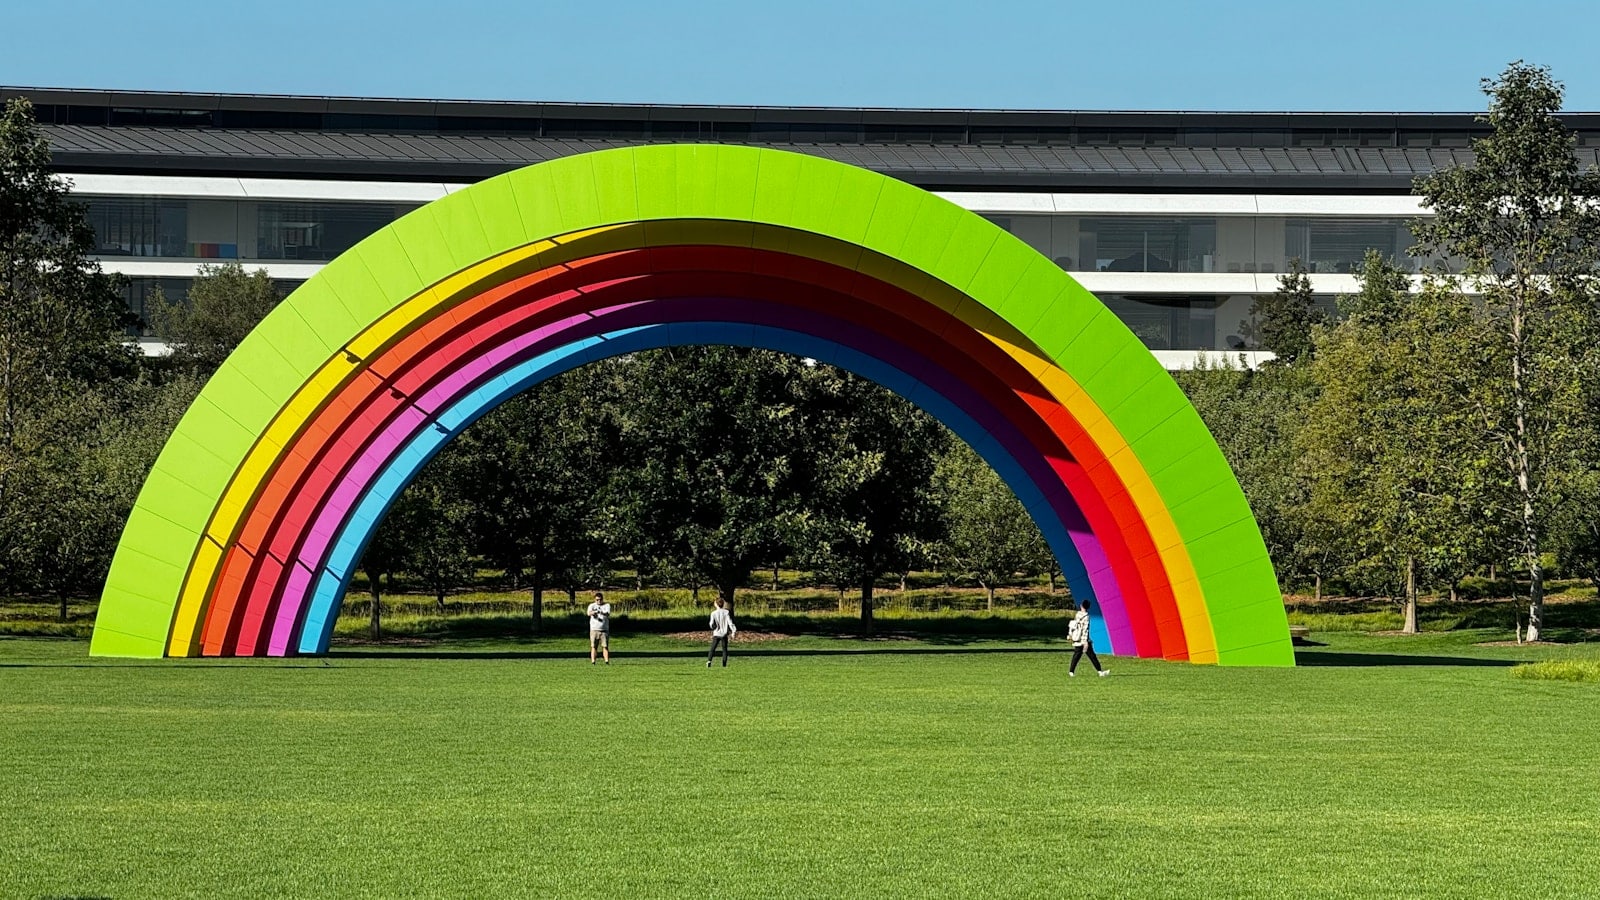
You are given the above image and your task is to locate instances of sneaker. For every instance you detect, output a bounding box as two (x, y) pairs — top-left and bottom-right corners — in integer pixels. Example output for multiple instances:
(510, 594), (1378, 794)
(1068, 671), (1076, 678)
(707, 660), (713, 668)
(1099, 669), (1110, 677)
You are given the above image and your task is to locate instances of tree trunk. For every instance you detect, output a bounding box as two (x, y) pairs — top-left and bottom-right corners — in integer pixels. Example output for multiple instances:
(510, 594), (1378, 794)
(530, 565), (543, 635)
(772, 563), (780, 591)
(59, 593), (68, 623)
(368, 572), (382, 641)
(567, 586), (576, 605)
(984, 582), (995, 611)
(1314, 572), (1322, 602)
(1047, 568), (1058, 593)
(1402, 555), (1419, 635)
(1526, 565), (1545, 642)
(1508, 290), (1546, 642)
(899, 572), (908, 592)
(860, 578), (875, 630)
(435, 579), (445, 614)
(2, 282), (13, 453)
(719, 580), (738, 614)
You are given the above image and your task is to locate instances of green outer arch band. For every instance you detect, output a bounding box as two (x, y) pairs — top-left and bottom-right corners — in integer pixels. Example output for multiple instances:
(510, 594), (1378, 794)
(90, 144), (1291, 666)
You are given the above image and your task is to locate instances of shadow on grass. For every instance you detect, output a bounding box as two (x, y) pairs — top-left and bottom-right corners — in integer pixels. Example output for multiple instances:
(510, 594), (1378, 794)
(325, 644), (1063, 662)
(0, 636), (1064, 667)
(1294, 651), (1523, 668)
(0, 662), (340, 669)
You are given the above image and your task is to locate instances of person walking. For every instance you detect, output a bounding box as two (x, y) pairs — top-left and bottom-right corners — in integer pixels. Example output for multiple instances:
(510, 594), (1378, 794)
(707, 598), (737, 667)
(1068, 599), (1108, 677)
(586, 592), (611, 664)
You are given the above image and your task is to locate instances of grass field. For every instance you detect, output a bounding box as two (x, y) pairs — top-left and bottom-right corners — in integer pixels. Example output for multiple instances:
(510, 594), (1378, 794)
(4, 628), (1600, 899)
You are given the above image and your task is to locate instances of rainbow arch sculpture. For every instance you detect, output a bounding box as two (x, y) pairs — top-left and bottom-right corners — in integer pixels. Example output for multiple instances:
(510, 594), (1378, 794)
(90, 145), (1293, 665)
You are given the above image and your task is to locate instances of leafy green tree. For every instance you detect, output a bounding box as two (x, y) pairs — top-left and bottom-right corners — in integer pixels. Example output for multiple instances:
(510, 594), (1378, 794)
(607, 347), (808, 608)
(1297, 260), (1503, 631)
(447, 364), (617, 631)
(1411, 61), (1600, 640)
(791, 366), (947, 624)
(1550, 408), (1600, 594)
(1339, 248), (1413, 327)
(359, 501), (411, 641)
(1, 373), (200, 610)
(934, 440), (1045, 608)
(1246, 258), (1324, 364)
(397, 464), (475, 614)
(1551, 472), (1600, 594)
(0, 98), (132, 451)
(149, 263), (283, 375)
(0, 97), (139, 598)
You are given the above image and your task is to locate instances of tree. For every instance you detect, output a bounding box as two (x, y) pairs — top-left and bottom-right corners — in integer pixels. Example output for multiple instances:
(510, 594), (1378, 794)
(0, 97), (138, 598)
(1550, 409), (1600, 594)
(608, 347), (809, 608)
(448, 363), (617, 631)
(397, 464), (475, 614)
(791, 366), (947, 624)
(1296, 256), (1503, 632)
(149, 263), (283, 375)
(0, 368), (203, 607)
(1551, 471), (1600, 594)
(1411, 61), (1600, 640)
(359, 502), (412, 641)
(934, 440), (1045, 608)
(1246, 258), (1324, 365)
(0, 98), (132, 451)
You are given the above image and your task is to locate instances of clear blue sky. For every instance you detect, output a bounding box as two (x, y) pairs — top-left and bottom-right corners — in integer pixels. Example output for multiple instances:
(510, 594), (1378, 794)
(6, 0), (1599, 111)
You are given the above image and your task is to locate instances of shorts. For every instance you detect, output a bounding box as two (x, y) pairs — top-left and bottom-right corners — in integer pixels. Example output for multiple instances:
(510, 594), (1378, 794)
(590, 630), (609, 648)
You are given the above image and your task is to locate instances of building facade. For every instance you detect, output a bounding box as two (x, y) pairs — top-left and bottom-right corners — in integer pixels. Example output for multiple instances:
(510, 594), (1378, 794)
(11, 87), (1600, 368)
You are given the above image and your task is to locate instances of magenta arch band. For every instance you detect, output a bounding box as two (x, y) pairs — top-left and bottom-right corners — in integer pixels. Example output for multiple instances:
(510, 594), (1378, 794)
(284, 303), (1127, 655)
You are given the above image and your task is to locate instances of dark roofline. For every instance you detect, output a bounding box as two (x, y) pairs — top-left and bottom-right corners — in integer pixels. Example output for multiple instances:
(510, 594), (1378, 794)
(11, 84), (1600, 125)
(13, 86), (1600, 194)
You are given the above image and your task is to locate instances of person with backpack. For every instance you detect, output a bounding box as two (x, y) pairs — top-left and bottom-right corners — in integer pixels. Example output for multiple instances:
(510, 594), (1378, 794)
(707, 597), (737, 667)
(1068, 599), (1108, 677)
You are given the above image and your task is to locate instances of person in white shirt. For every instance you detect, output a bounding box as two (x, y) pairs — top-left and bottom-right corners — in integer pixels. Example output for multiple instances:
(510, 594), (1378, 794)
(586, 592), (611, 665)
(707, 597), (737, 667)
(1068, 599), (1108, 677)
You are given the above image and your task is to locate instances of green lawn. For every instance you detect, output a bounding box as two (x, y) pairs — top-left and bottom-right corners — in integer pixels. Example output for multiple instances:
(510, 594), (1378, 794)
(4, 630), (1599, 898)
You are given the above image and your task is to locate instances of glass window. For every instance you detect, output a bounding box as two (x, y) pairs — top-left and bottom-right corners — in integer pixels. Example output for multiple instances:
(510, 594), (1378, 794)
(982, 214), (1220, 273)
(82, 198), (188, 257)
(1285, 218), (1418, 273)
(1097, 295), (1218, 350)
(256, 202), (417, 261)
(1077, 217), (1217, 273)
